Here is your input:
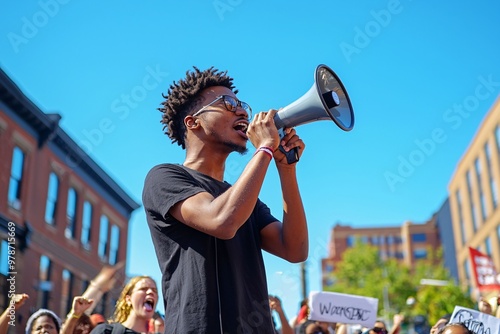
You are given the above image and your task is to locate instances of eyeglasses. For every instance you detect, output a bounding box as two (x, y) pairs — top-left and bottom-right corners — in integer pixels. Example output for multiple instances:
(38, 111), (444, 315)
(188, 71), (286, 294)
(192, 95), (252, 119)
(372, 327), (388, 334)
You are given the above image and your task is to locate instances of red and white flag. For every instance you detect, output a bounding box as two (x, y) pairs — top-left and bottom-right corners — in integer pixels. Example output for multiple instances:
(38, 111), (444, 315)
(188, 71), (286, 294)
(469, 247), (500, 291)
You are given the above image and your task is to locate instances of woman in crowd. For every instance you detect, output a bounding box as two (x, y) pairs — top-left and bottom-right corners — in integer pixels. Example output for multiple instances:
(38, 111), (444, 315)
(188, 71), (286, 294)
(90, 275), (158, 334)
(25, 308), (62, 334)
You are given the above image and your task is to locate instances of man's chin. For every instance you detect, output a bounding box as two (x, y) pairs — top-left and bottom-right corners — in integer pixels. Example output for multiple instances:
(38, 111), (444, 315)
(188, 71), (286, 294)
(225, 142), (248, 155)
(235, 146), (248, 155)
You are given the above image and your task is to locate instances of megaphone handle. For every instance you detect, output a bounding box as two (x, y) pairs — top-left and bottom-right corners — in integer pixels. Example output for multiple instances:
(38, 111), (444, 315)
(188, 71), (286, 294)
(278, 128), (299, 164)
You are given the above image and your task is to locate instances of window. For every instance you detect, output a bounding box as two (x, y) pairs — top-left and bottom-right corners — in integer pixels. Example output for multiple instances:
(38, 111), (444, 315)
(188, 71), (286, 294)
(98, 215), (109, 261)
(61, 269), (74, 314)
(456, 190), (467, 244)
(39, 255), (52, 309)
(485, 143), (498, 209)
(81, 201), (92, 249)
(109, 225), (120, 265)
(346, 235), (355, 247)
(8, 147), (25, 210)
(466, 171), (478, 232)
(497, 225), (500, 248)
(45, 173), (60, 225)
(485, 237), (492, 256)
(464, 259), (471, 280)
(495, 125), (500, 154)
(0, 240), (8, 275)
(81, 280), (90, 294)
(411, 233), (427, 242)
(464, 258), (472, 296)
(65, 188), (78, 239)
(414, 249), (427, 259)
(475, 158), (487, 221)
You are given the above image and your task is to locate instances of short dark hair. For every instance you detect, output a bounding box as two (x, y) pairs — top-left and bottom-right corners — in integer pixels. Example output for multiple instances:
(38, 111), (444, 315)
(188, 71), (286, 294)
(437, 322), (473, 334)
(158, 66), (238, 149)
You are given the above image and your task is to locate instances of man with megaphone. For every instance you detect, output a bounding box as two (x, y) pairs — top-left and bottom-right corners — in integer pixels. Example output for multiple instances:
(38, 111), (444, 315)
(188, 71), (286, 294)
(142, 66), (308, 334)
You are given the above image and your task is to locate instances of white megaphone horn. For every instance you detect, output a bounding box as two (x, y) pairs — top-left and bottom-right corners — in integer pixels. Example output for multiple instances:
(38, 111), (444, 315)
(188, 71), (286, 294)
(274, 64), (354, 163)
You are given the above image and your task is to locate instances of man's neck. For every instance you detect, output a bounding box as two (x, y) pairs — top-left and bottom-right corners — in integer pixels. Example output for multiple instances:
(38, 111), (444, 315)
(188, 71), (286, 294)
(183, 148), (229, 181)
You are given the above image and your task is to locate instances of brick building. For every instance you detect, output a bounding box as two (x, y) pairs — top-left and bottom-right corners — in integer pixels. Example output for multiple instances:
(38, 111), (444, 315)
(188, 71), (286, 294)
(321, 218), (441, 289)
(0, 68), (140, 330)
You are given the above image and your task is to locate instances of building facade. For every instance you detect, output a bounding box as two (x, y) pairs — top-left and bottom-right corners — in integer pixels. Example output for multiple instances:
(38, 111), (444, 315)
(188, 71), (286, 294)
(322, 218), (441, 289)
(0, 68), (140, 330)
(448, 96), (500, 294)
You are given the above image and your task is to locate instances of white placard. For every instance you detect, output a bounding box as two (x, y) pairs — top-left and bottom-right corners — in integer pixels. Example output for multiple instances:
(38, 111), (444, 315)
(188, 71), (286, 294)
(450, 305), (500, 334)
(308, 291), (379, 327)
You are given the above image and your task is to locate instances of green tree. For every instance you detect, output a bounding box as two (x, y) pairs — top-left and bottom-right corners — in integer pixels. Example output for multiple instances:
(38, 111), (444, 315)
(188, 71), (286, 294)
(410, 249), (475, 324)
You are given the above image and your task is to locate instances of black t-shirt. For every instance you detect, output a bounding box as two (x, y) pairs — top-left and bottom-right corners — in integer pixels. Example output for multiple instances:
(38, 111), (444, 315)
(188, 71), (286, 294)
(90, 323), (138, 334)
(142, 164), (278, 334)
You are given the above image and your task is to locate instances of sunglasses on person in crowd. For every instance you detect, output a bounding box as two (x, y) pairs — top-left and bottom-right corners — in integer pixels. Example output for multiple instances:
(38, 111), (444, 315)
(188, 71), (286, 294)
(372, 327), (388, 334)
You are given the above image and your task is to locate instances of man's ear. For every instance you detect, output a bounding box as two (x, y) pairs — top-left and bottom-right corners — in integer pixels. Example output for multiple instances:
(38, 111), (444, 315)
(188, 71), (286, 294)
(185, 116), (199, 129)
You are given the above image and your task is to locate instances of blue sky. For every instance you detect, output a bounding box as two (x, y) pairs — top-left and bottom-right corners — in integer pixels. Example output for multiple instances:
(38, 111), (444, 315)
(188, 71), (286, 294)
(2, 0), (500, 321)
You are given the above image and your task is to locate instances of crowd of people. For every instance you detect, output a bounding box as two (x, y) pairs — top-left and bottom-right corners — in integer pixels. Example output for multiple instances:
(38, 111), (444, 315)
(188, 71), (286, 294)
(0, 263), (164, 334)
(268, 294), (500, 334)
(2, 285), (499, 334)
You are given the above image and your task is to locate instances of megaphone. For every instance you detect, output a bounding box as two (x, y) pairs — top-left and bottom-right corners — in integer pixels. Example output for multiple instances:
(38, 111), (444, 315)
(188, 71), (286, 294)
(274, 64), (354, 163)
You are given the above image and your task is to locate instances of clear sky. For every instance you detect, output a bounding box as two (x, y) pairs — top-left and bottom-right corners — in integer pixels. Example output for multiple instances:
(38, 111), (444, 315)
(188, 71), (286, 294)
(2, 0), (500, 322)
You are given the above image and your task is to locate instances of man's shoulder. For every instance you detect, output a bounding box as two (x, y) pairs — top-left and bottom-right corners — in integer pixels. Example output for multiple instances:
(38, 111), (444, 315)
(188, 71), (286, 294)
(145, 163), (186, 179)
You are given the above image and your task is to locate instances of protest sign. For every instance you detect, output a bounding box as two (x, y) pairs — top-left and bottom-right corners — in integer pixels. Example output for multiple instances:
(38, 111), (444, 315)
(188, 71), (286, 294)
(308, 291), (378, 327)
(450, 305), (500, 334)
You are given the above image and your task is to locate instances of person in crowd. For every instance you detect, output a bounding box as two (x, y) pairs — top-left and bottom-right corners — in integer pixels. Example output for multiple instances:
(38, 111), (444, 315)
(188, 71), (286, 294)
(297, 319), (336, 334)
(290, 300), (309, 330)
(82, 262), (125, 316)
(0, 293), (29, 334)
(436, 323), (473, 334)
(89, 314), (106, 328)
(369, 315), (404, 334)
(269, 295), (293, 334)
(143, 66), (307, 333)
(25, 308), (62, 334)
(90, 276), (158, 334)
(147, 313), (164, 334)
(61, 296), (94, 334)
(430, 314), (451, 334)
(478, 297), (493, 315)
(496, 293), (500, 318)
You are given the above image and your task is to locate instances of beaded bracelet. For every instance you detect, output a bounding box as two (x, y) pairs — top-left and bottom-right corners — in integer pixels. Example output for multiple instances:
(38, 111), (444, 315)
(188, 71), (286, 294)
(254, 146), (274, 159)
(69, 312), (81, 319)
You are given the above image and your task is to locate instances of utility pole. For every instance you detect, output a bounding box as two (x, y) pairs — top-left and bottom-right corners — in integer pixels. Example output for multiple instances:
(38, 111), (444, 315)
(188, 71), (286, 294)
(300, 261), (307, 301)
